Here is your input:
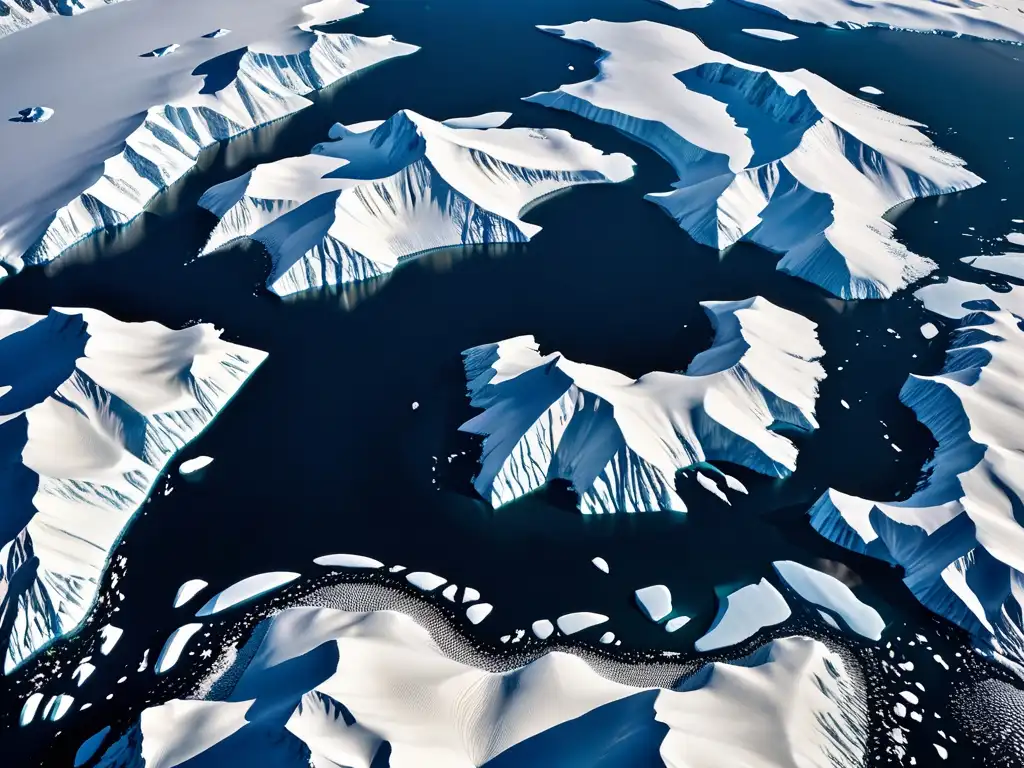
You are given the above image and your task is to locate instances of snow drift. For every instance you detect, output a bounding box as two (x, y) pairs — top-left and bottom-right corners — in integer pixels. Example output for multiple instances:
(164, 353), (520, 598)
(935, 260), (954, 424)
(525, 20), (982, 299)
(0, 0), (418, 278)
(460, 296), (825, 513)
(87, 606), (867, 768)
(0, 308), (266, 672)
(197, 110), (635, 296)
(809, 307), (1024, 662)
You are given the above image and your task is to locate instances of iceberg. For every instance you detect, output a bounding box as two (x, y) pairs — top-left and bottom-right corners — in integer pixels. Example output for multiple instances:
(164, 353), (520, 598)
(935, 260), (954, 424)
(172, 579), (209, 608)
(195, 572), (300, 617)
(772, 560), (885, 640)
(695, 579), (791, 651)
(0, 308), (265, 672)
(726, 0), (1024, 45)
(178, 455), (213, 475)
(155, 623), (204, 674)
(10, 106), (54, 123)
(85, 607), (866, 768)
(462, 587), (481, 603)
(808, 307), (1024, 661)
(313, 553), (384, 569)
(0, 0), (419, 279)
(197, 110), (635, 296)
(405, 571), (446, 592)
(466, 603), (493, 625)
(532, 619), (555, 639)
(460, 297), (825, 513)
(742, 27), (799, 40)
(525, 20), (982, 299)
(636, 585), (674, 622)
(592, 557), (610, 573)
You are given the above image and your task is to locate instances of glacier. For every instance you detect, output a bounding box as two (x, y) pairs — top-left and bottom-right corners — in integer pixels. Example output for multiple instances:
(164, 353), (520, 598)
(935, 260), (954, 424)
(524, 20), (983, 299)
(460, 296), (825, 513)
(0, 0), (418, 278)
(0, 0), (128, 38)
(84, 605), (867, 768)
(197, 110), (635, 296)
(0, 308), (266, 672)
(726, 0), (1024, 45)
(808, 306), (1024, 662)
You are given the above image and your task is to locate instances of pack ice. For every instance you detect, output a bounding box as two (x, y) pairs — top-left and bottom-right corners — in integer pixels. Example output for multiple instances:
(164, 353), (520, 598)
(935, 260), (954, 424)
(810, 306), (1024, 663)
(460, 297), (825, 513)
(85, 606), (867, 768)
(525, 20), (982, 299)
(197, 110), (635, 296)
(0, 308), (266, 672)
(0, 0), (418, 278)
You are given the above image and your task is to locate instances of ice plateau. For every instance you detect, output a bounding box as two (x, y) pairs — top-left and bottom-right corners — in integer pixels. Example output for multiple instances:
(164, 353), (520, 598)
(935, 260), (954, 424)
(460, 297), (825, 513)
(197, 110), (635, 296)
(809, 307), (1024, 662)
(0, 0), (419, 279)
(0, 308), (266, 672)
(85, 606), (868, 768)
(525, 20), (982, 299)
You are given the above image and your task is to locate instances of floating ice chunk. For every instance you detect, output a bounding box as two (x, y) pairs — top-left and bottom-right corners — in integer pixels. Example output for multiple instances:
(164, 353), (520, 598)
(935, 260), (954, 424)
(20, 693), (43, 726)
(920, 323), (939, 340)
(156, 624), (204, 674)
(73, 661), (96, 686)
(696, 472), (730, 504)
(99, 625), (123, 656)
(173, 579), (209, 608)
(635, 585), (673, 622)
(557, 612), (609, 635)
(841, 400), (850, 409)
(899, 691), (919, 704)
(412, 401), (420, 410)
(11, 106), (54, 123)
(859, 86), (884, 95)
(203, 28), (231, 38)
(141, 43), (181, 57)
(599, 631), (615, 643)
(742, 28), (798, 40)
(75, 726), (111, 768)
(962, 253), (1024, 280)
(934, 744), (948, 759)
(138, 649), (149, 673)
(934, 654), (949, 670)
(592, 557), (610, 573)
(466, 604), (493, 625)
(696, 579), (791, 651)
(666, 616), (692, 632)
(313, 554), (384, 569)
(652, 0), (713, 7)
(723, 474), (748, 494)
(43, 694), (74, 721)
(406, 572), (446, 592)
(1007, 233), (1024, 246)
(442, 585), (458, 601)
(389, 565), (406, 573)
(915, 276), (1024, 319)
(179, 456), (213, 475)
(818, 610), (841, 630)
(773, 560), (885, 640)
(195, 572), (300, 617)
(532, 619), (554, 639)
(462, 587), (481, 603)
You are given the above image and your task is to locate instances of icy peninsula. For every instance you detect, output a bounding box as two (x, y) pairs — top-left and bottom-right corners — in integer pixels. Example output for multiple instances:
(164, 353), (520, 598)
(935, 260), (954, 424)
(525, 20), (983, 299)
(0, 309), (265, 672)
(0, 0), (418, 278)
(461, 297), (825, 513)
(198, 110), (635, 296)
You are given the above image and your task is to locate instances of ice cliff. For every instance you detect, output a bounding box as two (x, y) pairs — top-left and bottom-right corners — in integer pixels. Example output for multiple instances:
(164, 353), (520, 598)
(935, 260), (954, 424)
(0, 308), (266, 672)
(197, 110), (635, 296)
(525, 20), (982, 299)
(460, 297), (825, 513)
(809, 307), (1024, 663)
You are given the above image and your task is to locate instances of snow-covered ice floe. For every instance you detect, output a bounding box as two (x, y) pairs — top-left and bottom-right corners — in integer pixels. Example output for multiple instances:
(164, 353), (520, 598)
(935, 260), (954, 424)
(695, 579), (791, 651)
(197, 110), (635, 296)
(0, 0), (419, 279)
(195, 572), (300, 617)
(809, 306), (1024, 662)
(525, 20), (982, 299)
(86, 606), (868, 768)
(727, 0), (1024, 45)
(460, 297), (825, 513)
(0, 308), (266, 672)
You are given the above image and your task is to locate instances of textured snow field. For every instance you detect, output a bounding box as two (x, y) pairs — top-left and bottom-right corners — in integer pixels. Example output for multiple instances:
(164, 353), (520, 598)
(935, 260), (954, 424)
(0, 0), (416, 276)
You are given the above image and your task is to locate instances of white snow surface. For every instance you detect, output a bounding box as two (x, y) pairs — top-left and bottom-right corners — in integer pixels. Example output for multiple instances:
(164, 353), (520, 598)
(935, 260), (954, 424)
(0, 308), (266, 672)
(173, 579), (209, 608)
(526, 20), (982, 299)
(695, 579), (792, 651)
(963, 253), (1024, 281)
(636, 585), (674, 622)
(0, 0), (419, 279)
(195, 572), (300, 617)
(155, 623), (204, 674)
(0, 0), (127, 38)
(460, 297), (825, 513)
(809, 307), (1024, 662)
(313, 553), (384, 569)
(773, 560), (885, 640)
(916, 276), (1024, 319)
(727, 0), (1024, 44)
(91, 606), (868, 768)
(197, 109), (635, 296)
(742, 27), (799, 39)
(178, 455), (213, 475)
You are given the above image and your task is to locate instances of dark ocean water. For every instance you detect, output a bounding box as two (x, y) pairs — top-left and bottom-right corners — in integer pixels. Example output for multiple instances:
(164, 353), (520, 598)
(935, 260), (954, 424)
(2, 0), (1023, 763)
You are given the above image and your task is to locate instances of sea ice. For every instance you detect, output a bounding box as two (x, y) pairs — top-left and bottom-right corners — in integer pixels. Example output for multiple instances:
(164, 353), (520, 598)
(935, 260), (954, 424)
(43, 694), (75, 721)
(195, 572), (300, 617)
(526, 20), (982, 299)
(73, 661), (97, 686)
(532, 619), (555, 639)
(406, 571), (447, 592)
(442, 585), (459, 601)
(19, 692), (43, 726)
(462, 587), (481, 603)
(666, 616), (691, 632)
(651, 0), (714, 7)
(915, 277), (1024, 319)
(556, 612), (609, 635)
(99, 625), (123, 656)
(742, 27), (799, 39)
(173, 579), (209, 608)
(179, 456), (213, 475)
(466, 604), (493, 624)
(0, 309), (266, 672)
(963, 253), (1024, 280)
(10, 106), (53, 123)
(695, 579), (791, 651)
(592, 557), (610, 573)
(0, 0), (124, 38)
(773, 560), (885, 640)
(636, 585), (673, 622)
(197, 110), (635, 296)
(599, 631), (615, 643)
(460, 297), (824, 513)
(313, 554), (384, 569)
(155, 624), (204, 674)
(920, 323), (939, 340)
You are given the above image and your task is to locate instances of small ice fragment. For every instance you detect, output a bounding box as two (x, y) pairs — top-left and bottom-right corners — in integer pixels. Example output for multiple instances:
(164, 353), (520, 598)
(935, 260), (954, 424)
(666, 616), (691, 632)
(462, 587), (481, 603)
(173, 579), (209, 608)
(44, 694), (74, 721)
(313, 554), (383, 569)
(412, 402), (419, 410)
(12, 106), (54, 123)
(859, 86), (883, 95)
(592, 557), (610, 573)
(141, 44), (180, 57)
(599, 631), (615, 644)
(920, 323), (939, 339)
(894, 702), (907, 718)
(20, 693), (44, 726)
(156, 624), (204, 674)
(73, 662), (96, 686)
(899, 691), (919, 704)
(934, 744), (948, 760)
(179, 456), (213, 475)
(933, 654), (949, 670)
(389, 565), (406, 573)
(406, 572), (446, 591)
(195, 572), (300, 616)
(466, 604), (493, 624)
(99, 625), (123, 655)
(556, 612), (608, 635)
(635, 585), (672, 622)
(742, 28), (798, 40)
(532, 619), (554, 639)
(568, 65), (575, 70)
(841, 400), (850, 409)
(442, 585), (458, 601)
(696, 472), (730, 504)
(500, 635), (510, 643)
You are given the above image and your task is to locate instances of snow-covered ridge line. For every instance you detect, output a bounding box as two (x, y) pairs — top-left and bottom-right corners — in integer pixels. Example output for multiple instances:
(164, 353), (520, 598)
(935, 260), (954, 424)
(0, 0), (128, 38)
(196, 109), (635, 296)
(809, 307), (1024, 662)
(525, 20), (982, 299)
(728, 0), (1024, 46)
(460, 296), (825, 513)
(0, 308), (267, 672)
